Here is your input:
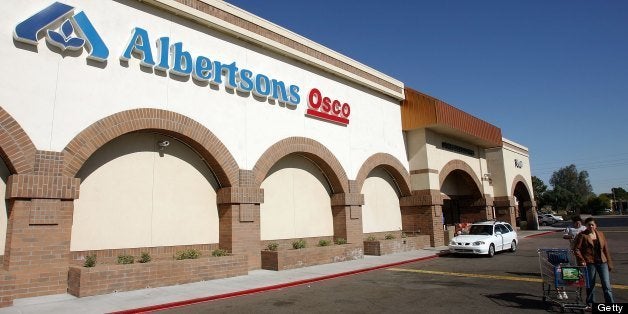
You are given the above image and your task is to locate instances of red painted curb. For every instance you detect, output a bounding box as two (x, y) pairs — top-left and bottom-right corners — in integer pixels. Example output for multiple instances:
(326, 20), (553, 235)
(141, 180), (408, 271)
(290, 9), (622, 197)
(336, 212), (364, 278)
(109, 254), (440, 314)
(524, 230), (561, 238)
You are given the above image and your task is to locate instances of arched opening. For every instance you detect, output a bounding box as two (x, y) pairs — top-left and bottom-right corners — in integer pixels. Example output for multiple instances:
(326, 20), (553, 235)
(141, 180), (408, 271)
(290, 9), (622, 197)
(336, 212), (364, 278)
(71, 132), (220, 251)
(514, 180), (533, 226)
(441, 169), (483, 225)
(260, 154), (333, 241)
(361, 167), (402, 234)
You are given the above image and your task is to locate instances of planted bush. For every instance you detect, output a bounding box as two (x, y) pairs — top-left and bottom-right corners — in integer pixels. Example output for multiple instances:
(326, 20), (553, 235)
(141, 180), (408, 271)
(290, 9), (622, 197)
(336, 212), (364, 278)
(335, 238), (347, 245)
(266, 243), (279, 251)
(117, 254), (135, 264)
(211, 249), (228, 257)
(175, 249), (201, 260)
(366, 236), (377, 242)
(139, 252), (152, 263)
(84, 254), (96, 268)
(384, 234), (395, 240)
(292, 239), (306, 249)
(318, 239), (331, 247)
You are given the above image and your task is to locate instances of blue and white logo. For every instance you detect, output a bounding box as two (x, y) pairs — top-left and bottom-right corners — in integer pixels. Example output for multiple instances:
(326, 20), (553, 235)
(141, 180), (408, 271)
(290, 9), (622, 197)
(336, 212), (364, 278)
(14, 2), (109, 62)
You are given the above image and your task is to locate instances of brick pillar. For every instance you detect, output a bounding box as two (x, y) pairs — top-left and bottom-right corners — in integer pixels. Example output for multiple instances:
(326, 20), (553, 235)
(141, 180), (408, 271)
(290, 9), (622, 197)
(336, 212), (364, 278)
(457, 197), (494, 223)
(400, 190), (444, 247)
(494, 196), (517, 226)
(525, 201), (539, 230)
(330, 193), (364, 245)
(217, 170), (263, 270)
(1, 171), (80, 306)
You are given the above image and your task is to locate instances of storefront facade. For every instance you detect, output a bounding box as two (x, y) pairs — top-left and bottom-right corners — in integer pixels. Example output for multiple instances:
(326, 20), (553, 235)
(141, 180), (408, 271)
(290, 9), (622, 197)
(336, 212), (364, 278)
(0, 0), (534, 306)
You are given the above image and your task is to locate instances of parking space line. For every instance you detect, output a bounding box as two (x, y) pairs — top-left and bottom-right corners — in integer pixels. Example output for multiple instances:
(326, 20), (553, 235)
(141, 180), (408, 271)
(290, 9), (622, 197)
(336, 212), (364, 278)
(387, 268), (628, 290)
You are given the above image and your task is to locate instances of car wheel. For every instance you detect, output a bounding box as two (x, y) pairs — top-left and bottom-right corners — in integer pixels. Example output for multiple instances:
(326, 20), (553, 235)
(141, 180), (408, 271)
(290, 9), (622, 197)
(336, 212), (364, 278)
(541, 221), (547, 226)
(487, 244), (495, 257)
(510, 240), (517, 252)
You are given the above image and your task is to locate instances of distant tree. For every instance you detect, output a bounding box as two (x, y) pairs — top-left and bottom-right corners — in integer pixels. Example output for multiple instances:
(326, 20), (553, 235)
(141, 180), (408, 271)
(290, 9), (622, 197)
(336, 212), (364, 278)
(611, 187), (628, 199)
(532, 176), (547, 208)
(586, 195), (610, 215)
(547, 164), (594, 213)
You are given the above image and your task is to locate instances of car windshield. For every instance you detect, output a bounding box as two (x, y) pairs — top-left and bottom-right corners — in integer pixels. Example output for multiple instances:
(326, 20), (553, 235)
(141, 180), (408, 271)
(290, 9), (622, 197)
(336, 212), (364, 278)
(469, 225), (493, 235)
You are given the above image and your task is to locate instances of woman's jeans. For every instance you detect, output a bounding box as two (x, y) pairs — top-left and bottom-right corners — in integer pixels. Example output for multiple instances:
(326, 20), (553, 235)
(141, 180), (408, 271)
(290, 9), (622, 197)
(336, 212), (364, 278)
(586, 263), (615, 304)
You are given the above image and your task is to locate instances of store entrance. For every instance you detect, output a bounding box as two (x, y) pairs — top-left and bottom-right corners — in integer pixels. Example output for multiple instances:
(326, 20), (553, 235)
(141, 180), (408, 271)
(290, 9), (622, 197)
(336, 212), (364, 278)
(443, 198), (460, 225)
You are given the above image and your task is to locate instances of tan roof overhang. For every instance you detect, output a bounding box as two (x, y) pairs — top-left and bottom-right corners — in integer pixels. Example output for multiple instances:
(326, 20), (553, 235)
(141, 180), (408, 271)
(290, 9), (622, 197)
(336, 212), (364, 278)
(402, 88), (502, 148)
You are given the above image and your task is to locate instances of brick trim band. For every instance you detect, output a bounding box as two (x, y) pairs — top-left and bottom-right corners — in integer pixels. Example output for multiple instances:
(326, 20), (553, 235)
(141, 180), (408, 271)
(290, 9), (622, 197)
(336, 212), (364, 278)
(252, 137), (349, 194)
(216, 187), (264, 205)
(410, 169), (438, 175)
(439, 159), (482, 198)
(353, 153), (411, 196)
(330, 193), (364, 206)
(62, 108), (239, 187)
(6, 174), (80, 200)
(0, 106), (36, 174)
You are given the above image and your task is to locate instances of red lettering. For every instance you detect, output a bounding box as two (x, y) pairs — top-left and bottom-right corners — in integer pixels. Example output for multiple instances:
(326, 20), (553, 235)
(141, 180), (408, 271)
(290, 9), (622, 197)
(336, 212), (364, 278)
(305, 88), (351, 125)
(332, 100), (341, 115)
(308, 88), (321, 109)
(322, 97), (331, 112)
(342, 103), (350, 117)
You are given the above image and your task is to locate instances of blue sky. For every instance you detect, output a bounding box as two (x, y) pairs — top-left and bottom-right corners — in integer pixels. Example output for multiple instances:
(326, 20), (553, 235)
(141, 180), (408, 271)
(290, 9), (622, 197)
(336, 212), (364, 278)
(225, 1), (628, 195)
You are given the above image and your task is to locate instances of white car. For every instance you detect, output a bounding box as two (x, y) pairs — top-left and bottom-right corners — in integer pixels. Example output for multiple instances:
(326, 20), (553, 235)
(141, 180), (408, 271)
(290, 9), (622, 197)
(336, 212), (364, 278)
(539, 214), (563, 225)
(449, 221), (518, 257)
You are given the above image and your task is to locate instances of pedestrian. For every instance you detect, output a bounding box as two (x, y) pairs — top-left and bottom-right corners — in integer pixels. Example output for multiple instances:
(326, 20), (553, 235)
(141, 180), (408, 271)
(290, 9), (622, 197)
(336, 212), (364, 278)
(573, 217), (615, 307)
(555, 216), (586, 300)
(563, 216), (586, 247)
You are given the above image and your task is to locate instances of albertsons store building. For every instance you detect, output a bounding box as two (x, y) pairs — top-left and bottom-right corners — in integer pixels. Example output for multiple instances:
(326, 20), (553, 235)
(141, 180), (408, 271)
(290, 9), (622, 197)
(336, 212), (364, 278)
(0, 0), (536, 306)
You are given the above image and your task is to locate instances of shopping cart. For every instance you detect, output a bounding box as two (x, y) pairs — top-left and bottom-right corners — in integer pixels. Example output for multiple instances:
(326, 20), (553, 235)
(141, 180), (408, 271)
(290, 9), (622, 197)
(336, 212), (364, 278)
(538, 248), (589, 312)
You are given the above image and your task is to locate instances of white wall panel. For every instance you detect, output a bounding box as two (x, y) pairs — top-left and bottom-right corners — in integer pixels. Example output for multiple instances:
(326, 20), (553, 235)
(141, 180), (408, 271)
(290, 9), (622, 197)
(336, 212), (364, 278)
(361, 168), (401, 233)
(71, 133), (218, 250)
(260, 155), (332, 240)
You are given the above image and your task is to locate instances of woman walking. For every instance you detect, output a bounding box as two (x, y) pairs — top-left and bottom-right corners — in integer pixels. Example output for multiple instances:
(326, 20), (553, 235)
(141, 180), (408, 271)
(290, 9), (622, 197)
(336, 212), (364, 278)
(573, 217), (615, 306)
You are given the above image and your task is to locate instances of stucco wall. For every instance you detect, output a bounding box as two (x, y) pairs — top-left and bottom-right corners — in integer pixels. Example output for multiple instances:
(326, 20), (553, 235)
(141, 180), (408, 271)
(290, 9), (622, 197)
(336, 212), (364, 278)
(407, 129), (492, 194)
(1, 0), (408, 180)
(260, 155), (333, 240)
(71, 133), (219, 251)
(361, 168), (402, 233)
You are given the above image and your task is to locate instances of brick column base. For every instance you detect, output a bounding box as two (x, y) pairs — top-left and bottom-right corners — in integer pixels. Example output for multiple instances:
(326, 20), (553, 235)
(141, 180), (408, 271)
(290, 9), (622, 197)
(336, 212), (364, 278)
(494, 196), (517, 226)
(400, 190), (445, 247)
(218, 203), (260, 270)
(400, 205), (444, 247)
(217, 179), (264, 270)
(526, 206), (539, 230)
(331, 193), (364, 245)
(2, 176), (78, 307)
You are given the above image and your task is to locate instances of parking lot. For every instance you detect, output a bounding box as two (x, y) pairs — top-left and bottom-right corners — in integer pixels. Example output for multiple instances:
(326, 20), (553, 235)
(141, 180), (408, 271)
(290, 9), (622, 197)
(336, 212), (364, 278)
(162, 217), (627, 313)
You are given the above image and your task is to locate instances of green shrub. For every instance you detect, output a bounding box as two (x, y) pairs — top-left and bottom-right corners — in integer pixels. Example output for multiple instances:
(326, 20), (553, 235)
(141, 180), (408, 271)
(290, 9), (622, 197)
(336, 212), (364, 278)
(266, 243), (279, 251)
(139, 252), (152, 263)
(211, 249), (228, 257)
(318, 239), (331, 247)
(401, 232), (407, 238)
(384, 234), (395, 240)
(365, 236), (377, 242)
(84, 254), (96, 268)
(335, 238), (347, 245)
(175, 249), (201, 260)
(117, 254), (135, 264)
(292, 239), (306, 249)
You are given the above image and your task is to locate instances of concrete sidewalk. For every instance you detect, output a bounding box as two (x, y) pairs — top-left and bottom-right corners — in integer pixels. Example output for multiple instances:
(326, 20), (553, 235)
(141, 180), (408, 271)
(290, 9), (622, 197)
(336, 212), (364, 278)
(0, 227), (561, 314)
